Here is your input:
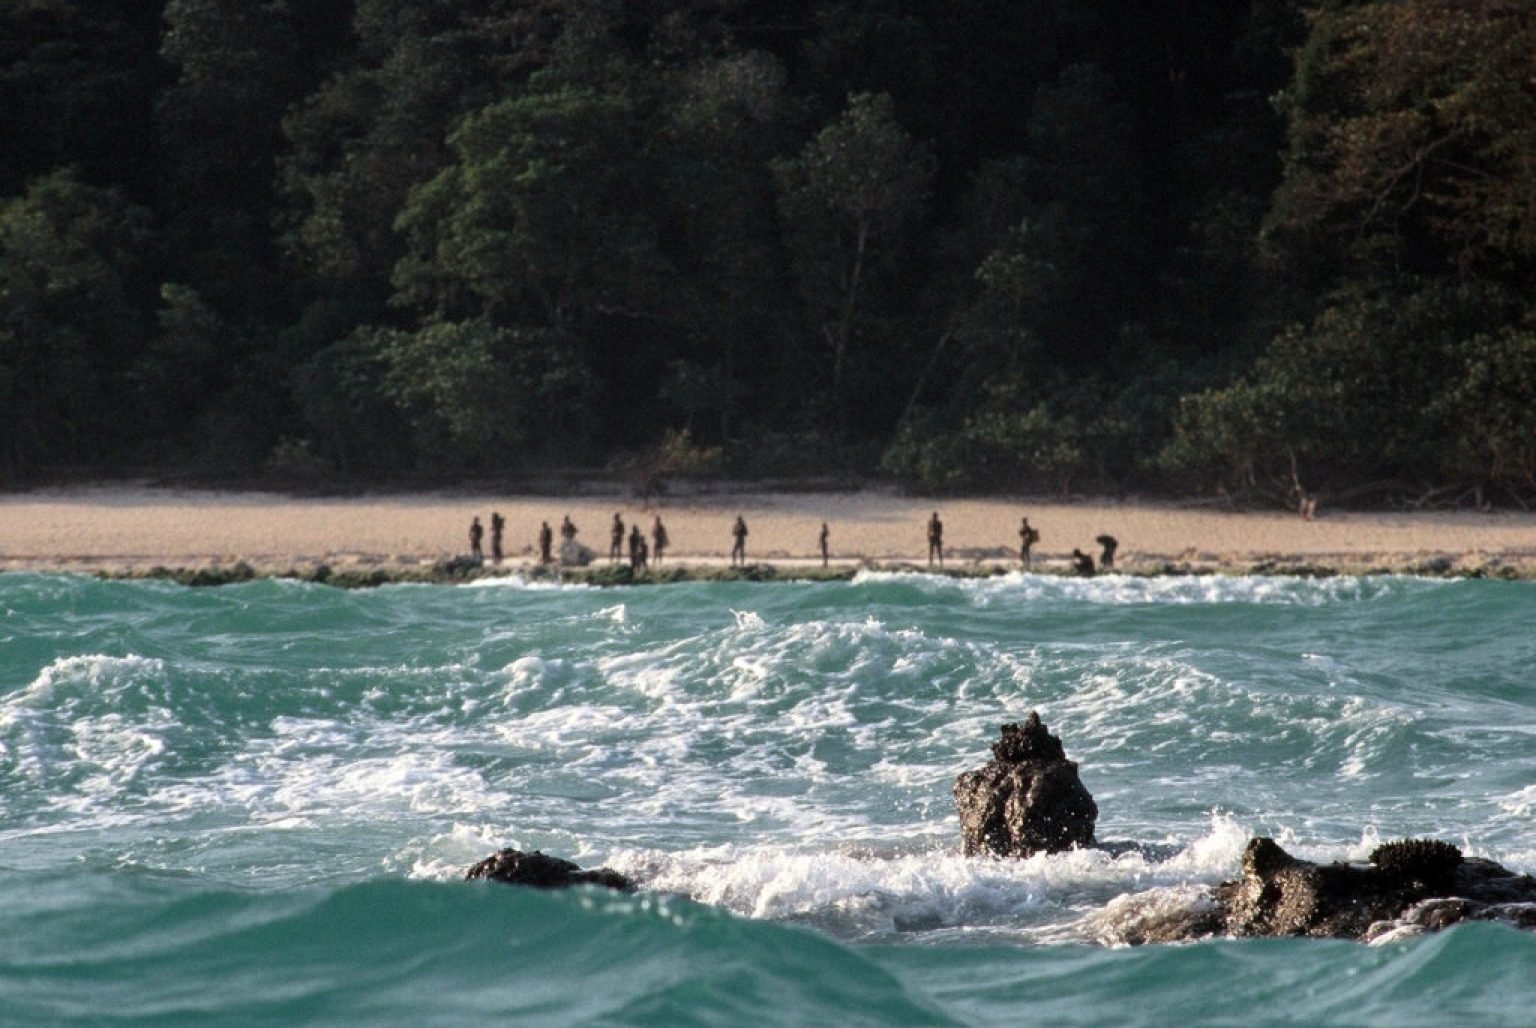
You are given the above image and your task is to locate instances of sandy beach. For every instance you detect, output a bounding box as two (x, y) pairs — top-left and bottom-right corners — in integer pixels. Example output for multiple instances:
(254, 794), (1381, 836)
(3, 484), (1536, 579)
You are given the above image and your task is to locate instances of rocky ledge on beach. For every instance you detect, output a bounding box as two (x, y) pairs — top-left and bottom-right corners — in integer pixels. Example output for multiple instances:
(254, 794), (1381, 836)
(954, 713), (1536, 942)
(464, 848), (634, 892)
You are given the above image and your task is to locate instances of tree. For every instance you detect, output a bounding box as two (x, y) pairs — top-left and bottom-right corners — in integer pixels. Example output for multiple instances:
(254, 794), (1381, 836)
(773, 91), (932, 403)
(395, 85), (668, 326)
(389, 82), (672, 453)
(1433, 325), (1536, 505)
(279, 0), (528, 319)
(0, 0), (164, 199)
(0, 168), (151, 479)
(371, 321), (524, 470)
(1269, 1), (1536, 287)
(654, 49), (795, 441)
(1161, 281), (1518, 502)
(156, 0), (304, 316)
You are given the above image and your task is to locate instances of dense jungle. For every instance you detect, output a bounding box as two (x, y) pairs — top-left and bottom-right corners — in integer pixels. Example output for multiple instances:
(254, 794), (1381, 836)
(4, 1), (1535, 507)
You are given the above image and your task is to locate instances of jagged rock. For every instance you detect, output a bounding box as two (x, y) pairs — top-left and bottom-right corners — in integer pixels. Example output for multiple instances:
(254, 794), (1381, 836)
(953, 712), (1098, 858)
(1369, 838), (1461, 892)
(464, 848), (634, 892)
(1216, 836), (1536, 940)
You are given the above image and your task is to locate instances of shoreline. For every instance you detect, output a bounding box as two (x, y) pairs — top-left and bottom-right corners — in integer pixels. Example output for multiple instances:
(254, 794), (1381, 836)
(3, 485), (1535, 584)
(49, 556), (1536, 589)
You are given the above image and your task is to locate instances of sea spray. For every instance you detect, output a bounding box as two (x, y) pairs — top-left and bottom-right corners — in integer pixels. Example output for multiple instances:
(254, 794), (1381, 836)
(1, 571), (1534, 1024)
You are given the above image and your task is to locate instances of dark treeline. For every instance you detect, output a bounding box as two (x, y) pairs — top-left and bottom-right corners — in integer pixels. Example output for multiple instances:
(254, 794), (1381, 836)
(4, 1), (1535, 507)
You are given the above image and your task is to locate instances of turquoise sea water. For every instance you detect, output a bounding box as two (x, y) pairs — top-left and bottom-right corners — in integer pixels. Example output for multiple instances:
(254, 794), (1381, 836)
(1, 571), (1533, 1025)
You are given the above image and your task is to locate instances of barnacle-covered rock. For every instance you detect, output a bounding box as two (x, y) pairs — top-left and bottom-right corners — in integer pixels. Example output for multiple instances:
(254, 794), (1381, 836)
(953, 712), (1098, 858)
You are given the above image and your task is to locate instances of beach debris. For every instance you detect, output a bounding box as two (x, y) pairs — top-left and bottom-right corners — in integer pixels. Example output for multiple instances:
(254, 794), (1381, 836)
(953, 712), (1098, 858)
(559, 539), (595, 567)
(435, 554), (484, 576)
(1214, 836), (1536, 941)
(464, 848), (635, 892)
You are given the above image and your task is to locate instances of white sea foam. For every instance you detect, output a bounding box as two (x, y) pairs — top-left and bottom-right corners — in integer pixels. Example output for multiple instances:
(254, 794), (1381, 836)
(0, 655), (171, 794)
(4, 654), (166, 709)
(607, 813), (1253, 940)
(1498, 784), (1536, 819)
(857, 568), (1445, 607)
(460, 575), (586, 591)
(498, 654), (572, 701)
(731, 608), (767, 631)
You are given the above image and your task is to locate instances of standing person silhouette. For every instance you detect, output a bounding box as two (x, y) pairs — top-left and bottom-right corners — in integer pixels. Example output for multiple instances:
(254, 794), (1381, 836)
(927, 511), (943, 567)
(628, 524), (644, 570)
(1019, 517), (1040, 568)
(538, 521), (553, 565)
(469, 516), (484, 561)
(490, 512), (505, 565)
(731, 516), (748, 566)
(651, 516), (669, 566)
(560, 515), (577, 541)
(819, 522), (830, 568)
(610, 513), (625, 564)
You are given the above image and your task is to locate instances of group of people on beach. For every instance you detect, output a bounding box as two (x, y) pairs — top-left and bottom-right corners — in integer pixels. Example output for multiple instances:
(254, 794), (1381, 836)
(466, 513), (506, 565)
(467, 511), (1117, 573)
(927, 510), (1114, 576)
(605, 512), (669, 571)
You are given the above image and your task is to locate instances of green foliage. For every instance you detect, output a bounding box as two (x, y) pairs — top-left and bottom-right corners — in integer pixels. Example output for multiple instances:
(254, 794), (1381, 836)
(0, 168), (150, 478)
(1161, 282), (1518, 500)
(264, 436), (334, 484)
(773, 92), (934, 396)
(653, 50), (794, 439)
(617, 427), (724, 502)
(0, 1), (163, 197)
(367, 320), (525, 471)
(394, 85), (668, 326)
(295, 318), (603, 474)
(131, 283), (223, 436)
(4, 1), (1536, 505)
(659, 360), (739, 434)
(278, 0), (521, 316)
(290, 331), (408, 476)
(1012, 63), (1144, 367)
(156, 0), (305, 318)
(881, 405), (1086, 495)
(1269, 1), (1536, 284)
(1432, 325), (1536, 498)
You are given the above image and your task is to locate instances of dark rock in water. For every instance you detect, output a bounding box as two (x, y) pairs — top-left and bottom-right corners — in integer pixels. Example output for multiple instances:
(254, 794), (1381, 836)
(1216, 836), (1536, 940)
(1369, 837), (1462, 893)
(953, 712), (1098, 858)
(464, 848), (635, 892)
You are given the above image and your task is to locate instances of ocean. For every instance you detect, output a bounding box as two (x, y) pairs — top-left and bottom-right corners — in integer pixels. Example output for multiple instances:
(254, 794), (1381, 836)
(1, 570), (1533, 1025)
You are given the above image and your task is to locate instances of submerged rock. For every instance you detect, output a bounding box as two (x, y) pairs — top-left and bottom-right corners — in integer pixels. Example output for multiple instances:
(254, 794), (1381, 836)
(953, 712), (1098, 858)
(1215, 836), (1536, 941)
(951, 714), (1536, 943)
(464, 848), (635, 892)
